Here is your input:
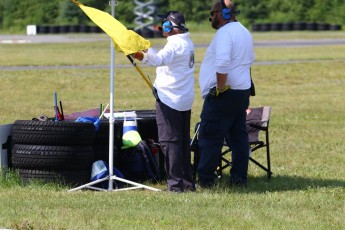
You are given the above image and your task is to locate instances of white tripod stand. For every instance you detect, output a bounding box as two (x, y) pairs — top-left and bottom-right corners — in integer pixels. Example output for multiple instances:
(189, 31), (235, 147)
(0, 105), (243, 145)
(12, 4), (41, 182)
(68, 0), (160, 192)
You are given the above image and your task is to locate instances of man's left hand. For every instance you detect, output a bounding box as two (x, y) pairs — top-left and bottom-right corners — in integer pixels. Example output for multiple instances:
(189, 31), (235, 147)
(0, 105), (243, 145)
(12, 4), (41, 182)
(208, 85), (230, 98)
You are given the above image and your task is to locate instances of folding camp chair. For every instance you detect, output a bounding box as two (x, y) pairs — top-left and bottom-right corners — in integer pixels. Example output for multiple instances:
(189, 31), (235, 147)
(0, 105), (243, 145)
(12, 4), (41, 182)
(190, 106), (272, 180)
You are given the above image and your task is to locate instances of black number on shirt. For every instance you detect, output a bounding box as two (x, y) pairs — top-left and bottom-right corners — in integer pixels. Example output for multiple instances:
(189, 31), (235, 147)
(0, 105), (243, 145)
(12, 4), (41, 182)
(189, 51), (194, 68)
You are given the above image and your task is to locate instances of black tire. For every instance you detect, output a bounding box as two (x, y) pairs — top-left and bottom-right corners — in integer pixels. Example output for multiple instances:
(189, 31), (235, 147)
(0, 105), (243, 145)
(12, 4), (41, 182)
(330, 24), (341, 31)
(135, 110), (156, 117)
(59, 25), (69, 33)
(79, 25), (90, 33)
(140, 28), (154, 38)
(137, 110), (158, 141)
(260, 23), (271, 32)
(89, 26), (101, 33)
(36, 25), (41, 34)
(251, 24), (261, 32)
(94, 120), (122, 145)
(293, 22), (306, 31)
(93, 145), (109, 162)
(317, 23), (330, 31)
(49, 25), (60, 34)
(37, 25), (49, 34)
(12, 120), (95, 146)
(306, 22), (317, 31)
(69, 25), (79, 33)
(134, 29), (142, 36)
(12, 144), (94, 170)
(270, 23), (282, 31)
(137, 118), (158, 142)
(281, 22), (293, 31)
(18, 168), (90, 186)
(93, 144), (118, 166)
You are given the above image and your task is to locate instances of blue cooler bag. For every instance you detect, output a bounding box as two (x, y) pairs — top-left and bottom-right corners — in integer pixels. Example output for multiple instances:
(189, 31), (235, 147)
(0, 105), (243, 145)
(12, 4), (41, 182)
(91, 160), (124, 189)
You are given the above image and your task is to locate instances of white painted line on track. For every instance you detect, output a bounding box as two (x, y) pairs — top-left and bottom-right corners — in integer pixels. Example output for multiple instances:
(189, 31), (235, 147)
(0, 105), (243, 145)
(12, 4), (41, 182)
(0, 39), (32, 44)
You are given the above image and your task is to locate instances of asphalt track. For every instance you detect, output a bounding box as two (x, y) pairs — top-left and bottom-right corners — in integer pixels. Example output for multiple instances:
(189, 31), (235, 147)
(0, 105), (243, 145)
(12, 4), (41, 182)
(1, 34), (345, 71)
(1, 34), (345, 46)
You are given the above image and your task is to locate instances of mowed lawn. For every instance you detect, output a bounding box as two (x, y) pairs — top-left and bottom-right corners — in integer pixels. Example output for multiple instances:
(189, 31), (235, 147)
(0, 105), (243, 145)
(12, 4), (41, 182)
(0, 31), (344, 229)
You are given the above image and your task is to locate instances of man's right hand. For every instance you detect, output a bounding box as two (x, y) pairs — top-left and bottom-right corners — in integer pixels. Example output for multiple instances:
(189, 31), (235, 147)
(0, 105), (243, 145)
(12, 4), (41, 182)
(132, 52), (144, 61)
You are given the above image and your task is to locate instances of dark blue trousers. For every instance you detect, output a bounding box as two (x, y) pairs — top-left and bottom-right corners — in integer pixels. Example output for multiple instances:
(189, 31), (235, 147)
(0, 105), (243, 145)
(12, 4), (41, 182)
(156, 101), (195, 192)
(197, 89), (251, 186)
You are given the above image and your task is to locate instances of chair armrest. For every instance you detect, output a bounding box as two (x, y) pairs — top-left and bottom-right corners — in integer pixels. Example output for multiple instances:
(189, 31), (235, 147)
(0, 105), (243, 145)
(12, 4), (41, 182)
(248, 122), (268, 131)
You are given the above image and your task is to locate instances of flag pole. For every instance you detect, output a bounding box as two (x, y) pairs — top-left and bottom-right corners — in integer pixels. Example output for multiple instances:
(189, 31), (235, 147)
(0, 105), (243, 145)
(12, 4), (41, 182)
(127, 55), (153, 89)
(107, 0), (116, 191)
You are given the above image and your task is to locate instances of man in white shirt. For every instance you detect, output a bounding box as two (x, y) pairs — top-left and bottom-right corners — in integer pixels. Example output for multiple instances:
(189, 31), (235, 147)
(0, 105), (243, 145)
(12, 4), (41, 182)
(133, 11), (195, 192)
(197, 0), (255, 187)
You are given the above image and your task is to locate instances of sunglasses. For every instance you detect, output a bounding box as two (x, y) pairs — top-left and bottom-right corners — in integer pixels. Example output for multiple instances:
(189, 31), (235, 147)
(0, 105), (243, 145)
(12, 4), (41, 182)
(210, 11), (220, 17)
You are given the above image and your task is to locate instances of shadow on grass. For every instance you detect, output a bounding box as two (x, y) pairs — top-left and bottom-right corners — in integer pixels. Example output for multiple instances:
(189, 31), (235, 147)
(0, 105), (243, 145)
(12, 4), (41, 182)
(214, 174), (345, 193)
(2, 168), (344, 193)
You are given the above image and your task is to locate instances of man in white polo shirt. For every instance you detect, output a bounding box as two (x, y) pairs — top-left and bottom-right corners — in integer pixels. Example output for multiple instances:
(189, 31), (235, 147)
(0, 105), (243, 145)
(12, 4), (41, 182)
(198, 0), (255, 187)
(133, 11), (195, 192)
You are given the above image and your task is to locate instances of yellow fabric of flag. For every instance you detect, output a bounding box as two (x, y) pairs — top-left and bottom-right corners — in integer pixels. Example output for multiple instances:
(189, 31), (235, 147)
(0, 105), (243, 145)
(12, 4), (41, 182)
(72, 0), (151, 55)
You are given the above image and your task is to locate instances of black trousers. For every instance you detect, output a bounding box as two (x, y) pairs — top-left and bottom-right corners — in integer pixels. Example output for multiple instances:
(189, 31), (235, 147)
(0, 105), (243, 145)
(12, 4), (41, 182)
(198, 89), (251, 186)
(156, 101), (195, 192)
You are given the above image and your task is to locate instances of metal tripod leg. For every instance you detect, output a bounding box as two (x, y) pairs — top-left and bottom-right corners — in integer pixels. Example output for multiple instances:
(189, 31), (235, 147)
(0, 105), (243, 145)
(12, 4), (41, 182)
(68, 175), (160, 192)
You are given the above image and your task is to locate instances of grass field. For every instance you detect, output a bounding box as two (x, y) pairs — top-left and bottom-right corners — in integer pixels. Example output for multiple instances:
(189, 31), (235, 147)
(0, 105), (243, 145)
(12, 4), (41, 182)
(0, 31), (345, 229)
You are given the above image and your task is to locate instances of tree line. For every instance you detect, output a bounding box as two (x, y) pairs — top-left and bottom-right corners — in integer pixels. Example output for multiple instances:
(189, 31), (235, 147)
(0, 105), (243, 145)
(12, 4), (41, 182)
(0, 0), (344, 31)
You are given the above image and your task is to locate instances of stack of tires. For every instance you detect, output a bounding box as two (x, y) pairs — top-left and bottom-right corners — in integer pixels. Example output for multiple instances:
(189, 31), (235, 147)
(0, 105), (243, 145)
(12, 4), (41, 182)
(36, 25), (103, 34)
(11, 120), (96, 186)
(252, 22), (342, 32)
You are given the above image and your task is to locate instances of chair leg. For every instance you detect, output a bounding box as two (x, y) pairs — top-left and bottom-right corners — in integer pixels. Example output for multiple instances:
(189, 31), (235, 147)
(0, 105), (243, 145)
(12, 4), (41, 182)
(190, 123), (200, 181)
(266, 121), (272, 179)
(216, 158), (223, 178)
(249, 156), (271, 178)
(191, 145), (199, 181)
(265, 129), (272, 179)
(216, 149), (232, 178)
(249, 145), (272, 179)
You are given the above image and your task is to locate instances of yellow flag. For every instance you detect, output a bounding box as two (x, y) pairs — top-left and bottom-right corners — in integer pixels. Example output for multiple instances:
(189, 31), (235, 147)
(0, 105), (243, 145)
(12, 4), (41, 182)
(71, 0), (151, 55)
